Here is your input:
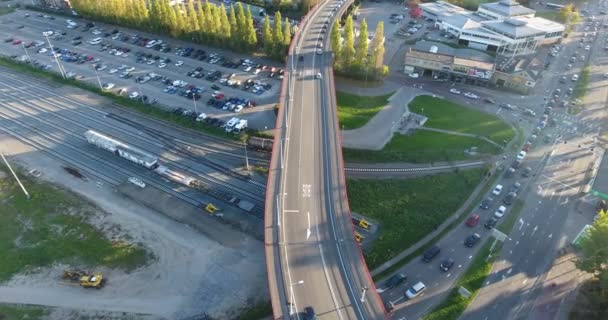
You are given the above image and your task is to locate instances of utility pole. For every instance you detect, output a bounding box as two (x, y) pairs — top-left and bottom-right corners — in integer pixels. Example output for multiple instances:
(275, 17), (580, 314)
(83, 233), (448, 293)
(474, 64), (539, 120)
(192, 93), (198, 113)
(244, 140), (250, 171)
(21, 42), (32, 64)
(93, 66), (102, 89)
(1, 152), (30, 200)
(43, 32), (66, 78)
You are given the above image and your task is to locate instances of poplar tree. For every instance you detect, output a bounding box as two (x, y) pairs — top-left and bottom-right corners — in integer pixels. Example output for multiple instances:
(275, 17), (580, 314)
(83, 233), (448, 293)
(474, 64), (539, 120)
(354, 18), (368, 69)
(273, 11), (284, 57)
(330, 20), (342, 65)
(262, 15), (273, 55)
(283, 17), (292, 48)
(341, 15), (355, 69)
(369, 21), (385, 69)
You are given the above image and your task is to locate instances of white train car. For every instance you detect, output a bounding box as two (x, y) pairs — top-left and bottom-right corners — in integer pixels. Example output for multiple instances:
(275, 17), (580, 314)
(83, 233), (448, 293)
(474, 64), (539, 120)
(84, 130), (159, 169)
(154, 165), (195, 186)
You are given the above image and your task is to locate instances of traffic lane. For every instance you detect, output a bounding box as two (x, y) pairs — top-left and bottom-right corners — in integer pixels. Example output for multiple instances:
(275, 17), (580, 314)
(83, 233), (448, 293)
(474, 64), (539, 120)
(460, 140), (593, 320)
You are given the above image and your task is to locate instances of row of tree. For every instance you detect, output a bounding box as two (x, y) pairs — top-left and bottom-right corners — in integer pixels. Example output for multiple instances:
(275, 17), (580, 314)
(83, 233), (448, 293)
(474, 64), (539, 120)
(70, 0), (268, 53)
(262, 12), (292, 60)
(330, 16), (388, 80)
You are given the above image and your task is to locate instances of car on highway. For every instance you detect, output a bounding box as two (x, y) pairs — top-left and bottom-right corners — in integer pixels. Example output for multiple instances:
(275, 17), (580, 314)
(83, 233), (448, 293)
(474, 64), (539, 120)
(484, 217), (498, 229)
(440, 258), (455, 272)
(464, 233), (481, 247)
(385, 273), (407, 289)
(449, 88), (461, 94)
(466, 214), (480, 227)
(405, 281), (426, 299)
(422, 245), (441, 262)
(479, 197), (492, 209)
(491, 184), (503, 196)
(494, 205), (507, 218)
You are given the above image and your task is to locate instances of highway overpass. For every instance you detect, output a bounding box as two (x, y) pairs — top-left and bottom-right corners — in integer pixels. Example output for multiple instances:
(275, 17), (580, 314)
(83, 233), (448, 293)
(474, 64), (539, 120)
(264, 1), (387, 319)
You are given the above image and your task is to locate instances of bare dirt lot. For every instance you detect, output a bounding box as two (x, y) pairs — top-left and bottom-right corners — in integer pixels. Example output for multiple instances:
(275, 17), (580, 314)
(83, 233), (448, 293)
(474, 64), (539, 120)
(0, 134), (268, 320)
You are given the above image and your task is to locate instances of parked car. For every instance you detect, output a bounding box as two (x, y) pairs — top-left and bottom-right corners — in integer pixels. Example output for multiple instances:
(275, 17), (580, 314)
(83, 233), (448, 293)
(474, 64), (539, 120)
(466, 214), (480, 227)
(439, 258), (455, 272)
(385, 273), (407, 289)
(405, 281), (426, 299)
(494, 205), (507, 218)
(484, 217), (498, 229)
(492, 184), (503, 196)
(422, 245), (440, 262)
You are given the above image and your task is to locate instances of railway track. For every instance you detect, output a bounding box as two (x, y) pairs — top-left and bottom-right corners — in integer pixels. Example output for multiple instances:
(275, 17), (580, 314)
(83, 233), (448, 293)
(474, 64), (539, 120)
(0, 79), (265, 215)
(0, 69), (270, 162)
(0, 110), (205, 208)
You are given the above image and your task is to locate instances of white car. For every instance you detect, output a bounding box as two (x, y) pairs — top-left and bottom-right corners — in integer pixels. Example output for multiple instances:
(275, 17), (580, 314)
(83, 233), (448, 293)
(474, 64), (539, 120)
(316, 49), (323, 55)
(102, 83), (115, 90)
(584, 45), (591, 51)
(494, 206), (507, 218)
(405, 282), (426, 299)
(108, 68), (118, 74)
(449, 88), (461, 94)
(195, 113), (208, 122)
(408, 73), (419, 78)
(38, 48), (48, 54)
(96, 65), (107, 71)
(126, 66), (135, 72)
(158, 63), (167, 68)
(572, 74), (579, 81)
(492, 184), (503, 196)
(516, 150), (527, 160)
(128, 91), (139, 99)
(118, 64), (128, 70)
(92, 29), (102, 35)
(243, 66), (252, 72)
(464, 92), (479, 99)
(234, 105), (244, 113)
(128, 177), (146, 188)
(315, 73), (322, 79)
(175, 60), (183, 66)
(146, 59), (156, 65)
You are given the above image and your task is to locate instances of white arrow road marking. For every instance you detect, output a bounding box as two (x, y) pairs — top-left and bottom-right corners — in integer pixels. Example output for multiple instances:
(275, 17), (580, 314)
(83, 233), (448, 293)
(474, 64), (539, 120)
(306, 211), (311, 240)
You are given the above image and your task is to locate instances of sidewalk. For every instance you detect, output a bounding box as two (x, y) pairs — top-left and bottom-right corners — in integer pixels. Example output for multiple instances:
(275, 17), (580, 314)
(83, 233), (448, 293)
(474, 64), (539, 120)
(341, 86), (425, 150)
(418, 127), (505, 149)
(370, 171), (492, 277)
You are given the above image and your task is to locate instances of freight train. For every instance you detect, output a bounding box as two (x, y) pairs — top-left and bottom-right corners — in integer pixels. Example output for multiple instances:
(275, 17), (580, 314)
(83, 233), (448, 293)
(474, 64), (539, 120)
(247, 136), (273, 152)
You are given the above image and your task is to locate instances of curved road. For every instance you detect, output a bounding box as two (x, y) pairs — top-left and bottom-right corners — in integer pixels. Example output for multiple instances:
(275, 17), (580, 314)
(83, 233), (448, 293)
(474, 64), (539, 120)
(264, 0), (386, 319)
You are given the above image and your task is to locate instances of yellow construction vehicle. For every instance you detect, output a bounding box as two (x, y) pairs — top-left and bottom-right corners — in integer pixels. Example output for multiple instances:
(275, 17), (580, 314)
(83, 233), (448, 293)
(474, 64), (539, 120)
(62, 270), (106, 289)
(203, 203), (220, 214)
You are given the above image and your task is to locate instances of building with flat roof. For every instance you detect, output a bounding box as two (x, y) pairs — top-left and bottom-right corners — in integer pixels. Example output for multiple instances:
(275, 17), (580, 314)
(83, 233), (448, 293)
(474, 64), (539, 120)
(404, 41), (495, 85)
(420, 0), (564, 55)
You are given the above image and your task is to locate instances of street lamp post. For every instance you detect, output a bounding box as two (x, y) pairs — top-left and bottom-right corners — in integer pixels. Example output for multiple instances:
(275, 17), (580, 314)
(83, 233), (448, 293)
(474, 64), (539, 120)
(93, 66), (102, 89)
(360, 286), (368, 303)
(289, 280), (305, 316)
(243, 140), (250, 172)
(21, 42), (32, 64)
(192, 93), (198, 114)
(43, 32), (66, 78)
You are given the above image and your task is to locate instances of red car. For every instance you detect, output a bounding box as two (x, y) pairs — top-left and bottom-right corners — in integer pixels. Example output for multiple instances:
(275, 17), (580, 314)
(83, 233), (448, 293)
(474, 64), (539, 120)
(522, 142), (532, 152)
(466, 214), (480, 227)
(12, 39), (22, 45)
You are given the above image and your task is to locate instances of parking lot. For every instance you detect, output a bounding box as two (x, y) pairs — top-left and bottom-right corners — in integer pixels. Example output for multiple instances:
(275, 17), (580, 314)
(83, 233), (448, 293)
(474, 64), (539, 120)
(0, 9), (282, 131)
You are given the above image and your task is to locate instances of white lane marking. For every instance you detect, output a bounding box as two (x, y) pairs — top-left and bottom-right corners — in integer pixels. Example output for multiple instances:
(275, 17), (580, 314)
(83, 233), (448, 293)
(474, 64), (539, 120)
(391, 296), (405, 304)
(548, 233), (553, 239)
(531, 225), (538, 236)
(284, 209), (300, 212)
(318, 244), (344, 319)
(306, 211), (311, 240)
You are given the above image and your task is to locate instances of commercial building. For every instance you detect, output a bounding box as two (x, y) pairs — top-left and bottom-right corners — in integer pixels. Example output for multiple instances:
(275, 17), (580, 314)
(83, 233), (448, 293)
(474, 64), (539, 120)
(491, 54), (543, 94)
(404, 41), (495, 86)
(420, 0), (564, 55)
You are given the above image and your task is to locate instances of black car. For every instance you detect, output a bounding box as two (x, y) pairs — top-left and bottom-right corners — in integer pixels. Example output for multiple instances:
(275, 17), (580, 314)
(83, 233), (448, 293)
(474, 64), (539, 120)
(299, 55), (304, 62)
(440, 258), (455, 272)
(304, 306), (316, 320)
(385, 273), (407, 289)
(211, 84), (220, 90)
(384, 301), (395, 313)
(503, 192), (517, 205)
(479, 198), (492, 210)
(464, 233), (481, 247)
(484, 217), (498, 229)
(422, 246), (440, 262)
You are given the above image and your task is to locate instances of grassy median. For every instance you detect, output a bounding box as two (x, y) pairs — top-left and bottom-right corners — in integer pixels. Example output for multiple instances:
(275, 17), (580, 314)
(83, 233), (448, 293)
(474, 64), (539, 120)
(0, 304), (47, 320)
(0, 167), (151, 282)
(344, 130), (500, 163)
(337, 91), (394, 130)
(347, 168), (486, 269)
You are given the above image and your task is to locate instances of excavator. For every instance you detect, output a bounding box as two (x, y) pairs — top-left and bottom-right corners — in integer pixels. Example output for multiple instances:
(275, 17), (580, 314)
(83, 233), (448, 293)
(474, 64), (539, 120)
(62, 270), (106, 289)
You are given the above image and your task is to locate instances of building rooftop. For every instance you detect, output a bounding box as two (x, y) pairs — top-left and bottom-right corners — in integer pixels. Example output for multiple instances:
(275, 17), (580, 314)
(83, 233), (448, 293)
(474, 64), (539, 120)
(414, 41), (495, 63)
(495, 54), (543, 79)
(479, 0), (535, 17)
(482, 19), (544, 38)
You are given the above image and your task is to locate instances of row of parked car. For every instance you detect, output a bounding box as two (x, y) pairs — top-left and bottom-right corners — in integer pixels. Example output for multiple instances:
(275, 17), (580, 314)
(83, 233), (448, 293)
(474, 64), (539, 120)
(168, 106), (248, 133)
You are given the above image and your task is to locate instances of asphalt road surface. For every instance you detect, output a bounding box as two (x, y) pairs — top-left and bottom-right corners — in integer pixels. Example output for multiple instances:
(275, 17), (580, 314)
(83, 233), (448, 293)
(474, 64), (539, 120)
(264, 0), (386, 319)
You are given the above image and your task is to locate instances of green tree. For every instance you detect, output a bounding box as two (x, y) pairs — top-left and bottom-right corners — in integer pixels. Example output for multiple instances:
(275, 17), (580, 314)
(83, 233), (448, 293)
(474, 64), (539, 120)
(577, 210), (608, 295)
(354, 18), (369, 69)
(219, 4), (232, 44)
(330, 20), (342, 65)
(273, 11), (284, 57)
(369, 21), (385, 70)
(283, 17), (292, 48)
(236, 3), (247, 43)
(262, 15), (273, 55)
(245, 12), (258, 50)
(341, 15), (356, 69)
(186, 0), (200, 32)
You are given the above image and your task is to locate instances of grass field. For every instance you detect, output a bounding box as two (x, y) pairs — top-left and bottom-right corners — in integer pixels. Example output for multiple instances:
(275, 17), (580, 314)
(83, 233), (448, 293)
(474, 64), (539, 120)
(0, 168), (151, 282)
(423, 237), (501, 320)
(343, 130), (501, 163)
(0, 304), (47, 320)
(337, 91), (394, 130)
(347, 168), (486, 269)
(408, 95), (515, 145)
